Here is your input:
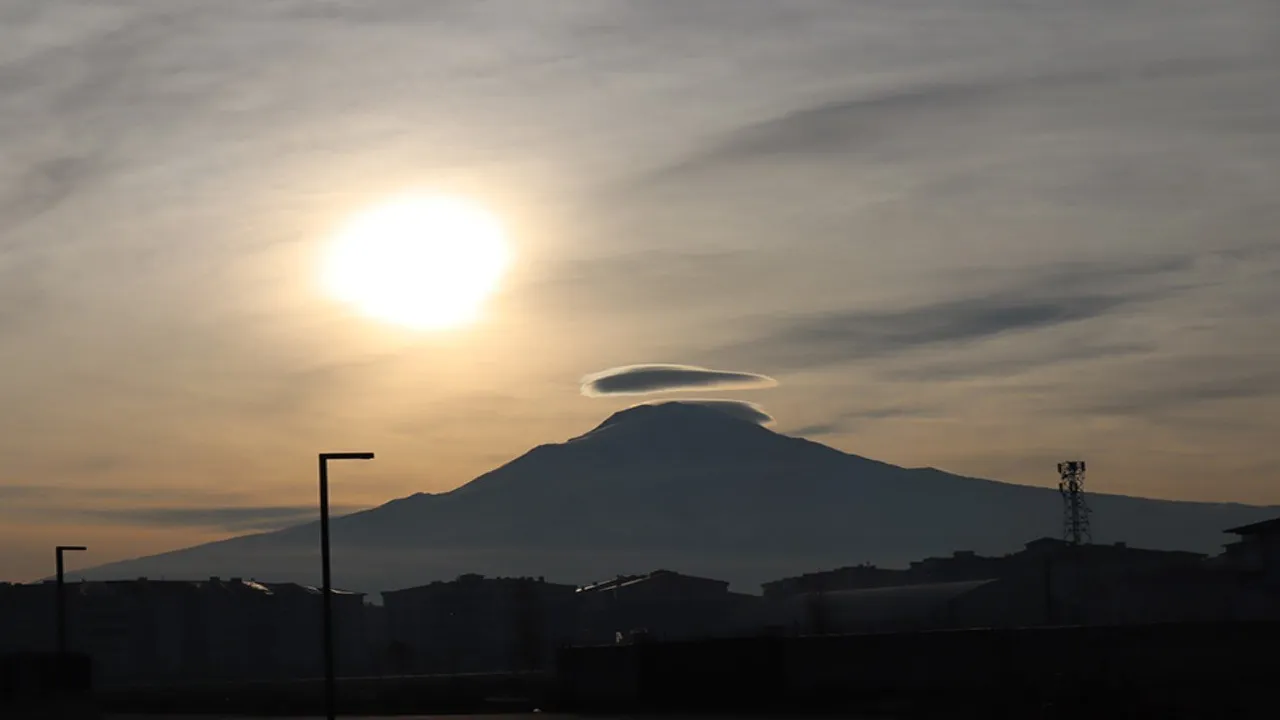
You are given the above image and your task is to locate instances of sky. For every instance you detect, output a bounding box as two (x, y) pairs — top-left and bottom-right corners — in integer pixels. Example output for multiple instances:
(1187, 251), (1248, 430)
(2, 0), (1279, 581)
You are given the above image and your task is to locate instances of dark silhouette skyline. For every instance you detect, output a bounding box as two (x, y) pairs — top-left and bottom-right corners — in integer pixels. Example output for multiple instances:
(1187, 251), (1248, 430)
(6, 520), (1279, 715)
(5, 0), (1280, 584)
(56, 402), (1279, 594)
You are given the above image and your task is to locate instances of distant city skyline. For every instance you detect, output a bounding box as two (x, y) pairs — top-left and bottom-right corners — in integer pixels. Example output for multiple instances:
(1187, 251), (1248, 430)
(6, 527), (1277, 689)
(4, 0), (1280, 581)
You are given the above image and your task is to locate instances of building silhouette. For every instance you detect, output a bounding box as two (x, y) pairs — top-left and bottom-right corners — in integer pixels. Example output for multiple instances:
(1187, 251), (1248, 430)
(751, 530), (1280, 635)
(5, 516), (1280, 686)
(381, 574), (577, 675)
(572, 569), (757, 645)
(763, 537), (1207, 597)
(0, 578), (368, 686)
(1220, 517), (1280, 587)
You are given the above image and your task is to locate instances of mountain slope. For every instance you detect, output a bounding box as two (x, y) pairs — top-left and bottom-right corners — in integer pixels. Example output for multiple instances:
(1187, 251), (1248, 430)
(74, 402), (1277, 593)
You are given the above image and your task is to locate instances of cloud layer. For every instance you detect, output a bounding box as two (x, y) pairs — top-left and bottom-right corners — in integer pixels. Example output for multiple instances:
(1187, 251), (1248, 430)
(581, 364), (777, 397)
(0, 484), (361, 533)
(75, 506), (362, 533)
(717, 256), (1196, 372)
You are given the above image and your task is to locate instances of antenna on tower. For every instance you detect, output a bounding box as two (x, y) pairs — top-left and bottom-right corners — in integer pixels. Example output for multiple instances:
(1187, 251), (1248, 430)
(1057, 461), (1091, 545)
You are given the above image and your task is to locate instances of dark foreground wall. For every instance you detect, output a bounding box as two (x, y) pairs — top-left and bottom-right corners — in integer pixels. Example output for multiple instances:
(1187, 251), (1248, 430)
(82, 623), (1280, 716)
(98, 671), (550, 716)
(0, 652), (97, 719)
(555, 622), (1280, 716)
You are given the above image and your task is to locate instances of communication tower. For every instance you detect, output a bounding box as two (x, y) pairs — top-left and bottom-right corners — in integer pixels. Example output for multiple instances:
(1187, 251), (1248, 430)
(1058, 461), (1091, 545)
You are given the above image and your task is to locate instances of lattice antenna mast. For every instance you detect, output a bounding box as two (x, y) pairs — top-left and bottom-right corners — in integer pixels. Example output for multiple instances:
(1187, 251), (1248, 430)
(1058, 461), (1091, 545)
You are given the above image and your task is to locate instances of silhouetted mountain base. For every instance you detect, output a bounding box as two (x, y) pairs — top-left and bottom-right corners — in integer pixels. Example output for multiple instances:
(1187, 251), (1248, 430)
(73, 403), (1280, 593)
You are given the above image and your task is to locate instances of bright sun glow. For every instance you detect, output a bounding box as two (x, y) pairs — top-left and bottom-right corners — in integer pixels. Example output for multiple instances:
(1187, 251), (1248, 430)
(323, 194), (511, 330)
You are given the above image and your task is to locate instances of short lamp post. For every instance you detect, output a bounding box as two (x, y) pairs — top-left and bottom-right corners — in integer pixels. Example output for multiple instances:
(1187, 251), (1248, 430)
(318, 452), (374, 720)
(54, 545), (87, 659)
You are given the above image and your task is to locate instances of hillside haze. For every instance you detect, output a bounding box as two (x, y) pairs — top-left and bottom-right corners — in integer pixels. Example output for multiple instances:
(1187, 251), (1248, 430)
(73, 403), (1277, 593)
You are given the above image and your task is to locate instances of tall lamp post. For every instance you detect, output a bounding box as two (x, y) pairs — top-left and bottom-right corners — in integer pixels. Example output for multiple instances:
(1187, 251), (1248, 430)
(54, 545), (87, 660)
(318, 452), (374, 720)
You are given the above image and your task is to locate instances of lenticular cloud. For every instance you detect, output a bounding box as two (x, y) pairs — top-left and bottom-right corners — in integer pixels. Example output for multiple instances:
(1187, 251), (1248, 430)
(581, 363), (776, 397)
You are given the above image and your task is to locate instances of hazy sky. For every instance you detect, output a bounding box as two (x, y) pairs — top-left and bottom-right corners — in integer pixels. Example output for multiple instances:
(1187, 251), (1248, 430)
(3, 0), (1279, 581)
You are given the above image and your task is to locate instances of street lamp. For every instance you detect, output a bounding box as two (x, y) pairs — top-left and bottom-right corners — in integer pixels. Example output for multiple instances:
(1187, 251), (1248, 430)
(54, 545), (87, 659)
(318, 452), (373, 720)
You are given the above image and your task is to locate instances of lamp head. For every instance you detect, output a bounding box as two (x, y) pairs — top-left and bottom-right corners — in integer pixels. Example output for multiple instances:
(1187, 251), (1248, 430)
(320, 452), (375, 461)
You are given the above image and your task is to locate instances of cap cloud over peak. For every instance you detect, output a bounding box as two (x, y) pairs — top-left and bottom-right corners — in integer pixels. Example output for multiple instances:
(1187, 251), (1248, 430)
(581, 363), (777, 397)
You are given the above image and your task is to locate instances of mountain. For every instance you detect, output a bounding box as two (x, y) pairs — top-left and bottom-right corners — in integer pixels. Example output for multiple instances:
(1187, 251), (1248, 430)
(74, 402), (1277, 593)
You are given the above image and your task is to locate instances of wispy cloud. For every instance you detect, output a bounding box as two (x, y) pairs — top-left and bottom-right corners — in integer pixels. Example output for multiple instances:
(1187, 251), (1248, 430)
(1080, 364), (1280, 417)
(648, 58), (1245, 183)
(582, 363), (777, 397)
(788, 406), (935, 438)
(719, 257), (1195, 372)
(0, 484), (182, 503)
(73, 505), (363, 533)
(0, 154), (105, 233)
(0, 484), (361, 533)
(0, 485), (44, 500)
(884, 340), (1157, 383)
(725, 294), (1128, 371)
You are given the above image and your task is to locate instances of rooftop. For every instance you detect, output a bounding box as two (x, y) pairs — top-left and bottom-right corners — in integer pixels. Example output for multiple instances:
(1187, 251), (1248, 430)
(1224, 516), (1280, 537)
(4, 578), (361, 596)
(382, 574), (569, 597)
(577, 569), (729, 593)
(820, 578), (997, 603)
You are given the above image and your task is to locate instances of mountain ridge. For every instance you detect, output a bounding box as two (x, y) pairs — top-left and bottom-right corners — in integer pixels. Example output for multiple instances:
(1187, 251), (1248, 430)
(69, 401), (1278, 592)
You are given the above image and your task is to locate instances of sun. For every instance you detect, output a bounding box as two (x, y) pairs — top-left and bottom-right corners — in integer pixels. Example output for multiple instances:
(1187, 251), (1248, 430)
(322, 194), (511, 330)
